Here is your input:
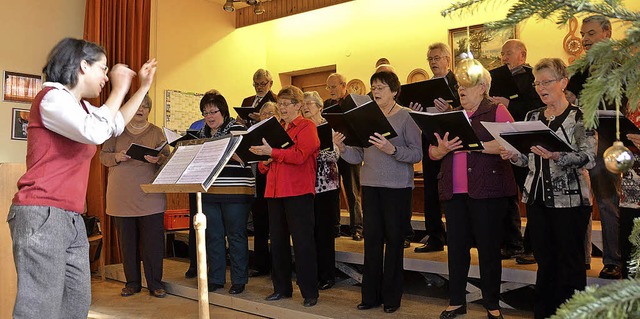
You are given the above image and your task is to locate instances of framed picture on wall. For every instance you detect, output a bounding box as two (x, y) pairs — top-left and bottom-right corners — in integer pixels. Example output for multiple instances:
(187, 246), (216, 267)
(449, 24), (517, 72)
(3, 71), (42, 103)
(11, 108), (29, 140)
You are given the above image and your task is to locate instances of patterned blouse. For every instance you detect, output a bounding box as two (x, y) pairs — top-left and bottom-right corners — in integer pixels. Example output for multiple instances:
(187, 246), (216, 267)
(315, 121), (340, 193)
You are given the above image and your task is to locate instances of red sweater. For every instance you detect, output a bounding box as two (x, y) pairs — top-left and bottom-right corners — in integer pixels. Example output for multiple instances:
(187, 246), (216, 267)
(13, 87), (96, 213)
(259, 116), (319, 198)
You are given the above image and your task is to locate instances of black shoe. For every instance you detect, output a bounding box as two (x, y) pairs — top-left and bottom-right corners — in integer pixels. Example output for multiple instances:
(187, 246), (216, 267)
(487, 310), (504, 319)
(599, 264), (622, 279)
(357, 303), (381, 310)
(352, 232), (363, 241)
(439, 305), (467, 319)
(229, 284), (245, 294)
(414, 242), (444, 253)
(384, 305), (399, 313)
(500, 248), (524, 259)
(515, 252), (537, 265)
(207, 283), (224, 292)
(303, 297), (318, 307)
(403, 239), (411, 248)
(265, 292), (292, 301)
(248, 269), (269, 277)
(318, 280), (334, 290)
(120, 286), (141, 297)
(184, 267), (197, 279)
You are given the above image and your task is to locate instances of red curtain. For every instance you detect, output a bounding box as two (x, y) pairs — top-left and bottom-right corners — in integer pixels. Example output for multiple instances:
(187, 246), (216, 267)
(83, 0), (151, 265)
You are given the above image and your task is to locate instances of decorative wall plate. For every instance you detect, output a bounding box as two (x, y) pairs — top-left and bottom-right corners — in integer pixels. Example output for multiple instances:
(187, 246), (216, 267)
(346, 79), (366, 95)
(407, 68), (430, 83)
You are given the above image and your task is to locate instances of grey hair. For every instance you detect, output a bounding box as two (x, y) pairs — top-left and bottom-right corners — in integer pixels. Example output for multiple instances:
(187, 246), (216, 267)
(583, 15), (611, 32)
(253, 68), (272, 82)
(303, 91), (323, 108)
(428, 42), (451, 58)
(327, 73), (346, 84)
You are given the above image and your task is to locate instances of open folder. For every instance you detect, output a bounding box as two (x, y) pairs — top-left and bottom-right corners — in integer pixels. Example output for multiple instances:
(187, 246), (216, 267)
(322, 93), (397, 148)
(597, 110), (640, 151)
(233, 116), (294, 163)
(163, 127), (199, 147)
(126, 141), (168, 162)
(397, 77), (460, 111)
(489, 64), (520, 100)
(481, 120), (575, 154)
(409, 110), (483, 151)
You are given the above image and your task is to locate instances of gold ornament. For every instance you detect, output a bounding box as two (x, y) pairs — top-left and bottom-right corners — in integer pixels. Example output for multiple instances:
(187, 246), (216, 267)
(455, 55), (484, 88)
(603, 141), (634, 174)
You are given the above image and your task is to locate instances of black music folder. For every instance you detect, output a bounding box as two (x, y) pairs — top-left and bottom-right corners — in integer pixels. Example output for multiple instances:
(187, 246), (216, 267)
(234, 116), (294, 163)
(409, 110), (484, 151)
(233, 106), (258, 122)
(500, 130), (575, 154)
(126, 141), (168, 162)
(397, 77), (460, 111)
(322, 93), (398, 148)
(489, 64), (520, 100)
(317, 122), (334, 151)
(598, 110), (640, 151)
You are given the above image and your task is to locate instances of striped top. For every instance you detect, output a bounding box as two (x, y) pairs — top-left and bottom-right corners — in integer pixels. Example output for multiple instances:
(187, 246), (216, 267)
(198, 117), (255, 201)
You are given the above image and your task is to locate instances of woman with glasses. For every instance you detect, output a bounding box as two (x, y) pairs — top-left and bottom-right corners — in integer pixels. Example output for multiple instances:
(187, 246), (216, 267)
(434, 65), (517, 319)
(196, 90), (255, 295)
(250, 86), (320, 307)
(500, 58), (596, 319)
(334, 71), (422, 313)
(239, 69), (277, 126)
(302, 91), (340, 291)
(100, 95), (169, 298)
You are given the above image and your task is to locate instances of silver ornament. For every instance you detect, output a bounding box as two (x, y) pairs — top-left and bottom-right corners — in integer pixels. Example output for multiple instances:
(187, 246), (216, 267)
(603, 141), (634, 174)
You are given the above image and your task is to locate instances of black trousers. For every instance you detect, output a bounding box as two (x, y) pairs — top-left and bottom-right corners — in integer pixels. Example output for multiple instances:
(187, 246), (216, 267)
(527, 203), (590, 319)
(503, 165), (528, 251)
(251, 196), (271, 273)
(361, 186), (412, 308)
(422, 153), (445, 246)
(114, 213), (165, 291)
(337, 158), (363, 234)
(444, 194), (507, 311)
(314, 189), (339, 282)
(268, 194), (318, 299)
(619, 207), (640, 278)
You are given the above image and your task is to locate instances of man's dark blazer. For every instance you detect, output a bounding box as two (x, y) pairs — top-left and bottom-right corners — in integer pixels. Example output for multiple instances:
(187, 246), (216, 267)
(241, 90), (277, 110)
(491, 64), (544, 122)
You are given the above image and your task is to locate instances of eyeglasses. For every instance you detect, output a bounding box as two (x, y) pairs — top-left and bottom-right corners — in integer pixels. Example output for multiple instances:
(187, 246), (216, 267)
(533, 79), (562, 88)
(370, 85), (389, 92)
(277, 100), (295, 107)
(303, 101), (318, 106)
(202, 110), (221, 116)
(455, 82), (484, 90)
(253, 81), (270, 87)
(96, 63), (109, 75)
(427, 56), (447, 63)
(325, 84), (343, 91)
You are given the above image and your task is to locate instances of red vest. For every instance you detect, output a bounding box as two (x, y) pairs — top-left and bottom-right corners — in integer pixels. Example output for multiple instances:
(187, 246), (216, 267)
(13, 87), (96, 213)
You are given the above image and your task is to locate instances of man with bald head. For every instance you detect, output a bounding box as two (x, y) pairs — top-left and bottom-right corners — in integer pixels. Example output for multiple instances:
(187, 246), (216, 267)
(566, 15), (622, 280)
(324, 73), (364, 241)
(489, 39), (543, 262)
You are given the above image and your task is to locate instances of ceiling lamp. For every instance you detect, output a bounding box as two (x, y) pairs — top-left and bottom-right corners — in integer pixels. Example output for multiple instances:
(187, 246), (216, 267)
(222, 0), (267, 15)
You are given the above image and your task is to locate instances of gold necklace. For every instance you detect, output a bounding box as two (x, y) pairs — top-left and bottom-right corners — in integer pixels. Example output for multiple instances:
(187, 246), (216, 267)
(128, 121), (149, 130)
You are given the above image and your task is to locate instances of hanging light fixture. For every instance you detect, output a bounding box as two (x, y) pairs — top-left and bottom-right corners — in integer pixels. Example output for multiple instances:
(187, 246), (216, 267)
(223, 0), (235, 12)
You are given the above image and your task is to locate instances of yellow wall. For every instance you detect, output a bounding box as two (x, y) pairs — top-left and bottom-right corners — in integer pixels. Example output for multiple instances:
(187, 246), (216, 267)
(150, 0), (637, 128)
(0, 0), (86, 163)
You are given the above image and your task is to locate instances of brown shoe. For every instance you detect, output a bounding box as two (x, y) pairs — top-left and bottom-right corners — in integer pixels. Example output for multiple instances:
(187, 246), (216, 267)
(121, 287), (141, 297)
(150, 288), (167, 298)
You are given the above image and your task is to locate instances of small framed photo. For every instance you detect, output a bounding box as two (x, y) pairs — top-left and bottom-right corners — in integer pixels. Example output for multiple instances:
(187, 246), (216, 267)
(3, 71), (42, 103)
(11, 108), (29, 140)
(449, 24), (517, 72)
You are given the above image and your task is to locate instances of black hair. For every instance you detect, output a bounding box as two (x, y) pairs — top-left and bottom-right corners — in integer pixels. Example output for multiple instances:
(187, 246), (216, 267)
(370, 71), (401, 97)
(42, 38), (107, 88)
(199, 90), (230, 119)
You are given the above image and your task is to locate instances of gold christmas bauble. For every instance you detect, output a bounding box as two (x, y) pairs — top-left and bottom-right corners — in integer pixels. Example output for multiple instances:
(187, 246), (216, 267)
(603, 141), (634, 174)
(454, 57), (484, 87)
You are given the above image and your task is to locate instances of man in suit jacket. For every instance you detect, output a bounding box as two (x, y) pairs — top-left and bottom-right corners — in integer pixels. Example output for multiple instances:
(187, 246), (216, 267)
(566, 15), (623, 280)
(489, 39), (544, 262)
(414, 42), (458, 253)
(324, 73), (364, 241)
(241, 68), (277, 126)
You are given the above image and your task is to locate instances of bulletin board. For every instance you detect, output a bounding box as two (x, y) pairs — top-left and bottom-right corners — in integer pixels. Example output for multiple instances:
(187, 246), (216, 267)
(164, 89), (203, 133)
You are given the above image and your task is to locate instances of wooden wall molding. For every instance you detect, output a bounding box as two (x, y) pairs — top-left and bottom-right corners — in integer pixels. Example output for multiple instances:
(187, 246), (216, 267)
(236, 0), (352, 28)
